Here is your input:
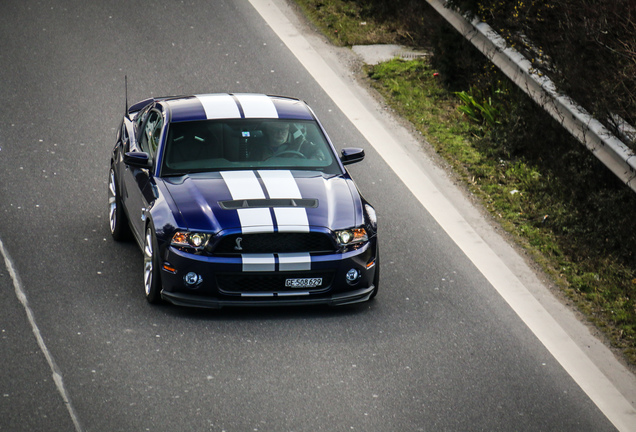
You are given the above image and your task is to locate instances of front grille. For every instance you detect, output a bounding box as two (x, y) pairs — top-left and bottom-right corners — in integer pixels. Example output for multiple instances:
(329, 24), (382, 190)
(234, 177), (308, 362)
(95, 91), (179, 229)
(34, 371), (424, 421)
(217, 271), (334, 295)
(213, 232), (335, 255)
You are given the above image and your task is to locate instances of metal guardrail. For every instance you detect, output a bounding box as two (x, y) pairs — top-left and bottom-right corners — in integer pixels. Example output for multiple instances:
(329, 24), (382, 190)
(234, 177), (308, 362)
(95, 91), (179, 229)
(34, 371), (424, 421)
(426, 0), (636, 192)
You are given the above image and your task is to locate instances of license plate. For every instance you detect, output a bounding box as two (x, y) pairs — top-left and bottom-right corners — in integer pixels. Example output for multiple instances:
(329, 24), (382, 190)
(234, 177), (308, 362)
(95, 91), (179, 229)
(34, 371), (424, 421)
(285, 278), (322, 288)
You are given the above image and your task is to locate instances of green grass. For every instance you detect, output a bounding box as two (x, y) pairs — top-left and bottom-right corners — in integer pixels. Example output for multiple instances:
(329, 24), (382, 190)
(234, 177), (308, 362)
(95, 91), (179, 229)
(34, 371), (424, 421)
(292, 0), (402, 46)
(371, 58), (636, 363)
(291, 0), (636, 364)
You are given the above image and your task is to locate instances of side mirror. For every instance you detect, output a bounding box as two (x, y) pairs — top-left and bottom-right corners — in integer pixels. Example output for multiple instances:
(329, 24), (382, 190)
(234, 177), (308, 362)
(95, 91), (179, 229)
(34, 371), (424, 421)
(124, 151), (152, 169)
(340, 148), (365, 165)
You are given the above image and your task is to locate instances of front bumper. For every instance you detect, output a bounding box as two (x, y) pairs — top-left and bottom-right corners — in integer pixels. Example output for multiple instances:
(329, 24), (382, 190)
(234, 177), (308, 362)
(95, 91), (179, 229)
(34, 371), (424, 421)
(161, 285), (376, 308)
(158, 239), (378, 308)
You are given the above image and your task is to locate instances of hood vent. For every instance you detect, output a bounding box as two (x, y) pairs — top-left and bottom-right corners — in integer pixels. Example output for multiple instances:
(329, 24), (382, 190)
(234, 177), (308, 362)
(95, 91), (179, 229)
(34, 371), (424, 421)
(219, 198), (318, 210)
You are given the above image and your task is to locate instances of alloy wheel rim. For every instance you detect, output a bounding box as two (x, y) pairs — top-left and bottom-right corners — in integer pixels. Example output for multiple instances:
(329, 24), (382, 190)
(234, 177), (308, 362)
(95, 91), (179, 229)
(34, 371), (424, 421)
(143, 230), (153, 296)
(108, 170), (117, 234)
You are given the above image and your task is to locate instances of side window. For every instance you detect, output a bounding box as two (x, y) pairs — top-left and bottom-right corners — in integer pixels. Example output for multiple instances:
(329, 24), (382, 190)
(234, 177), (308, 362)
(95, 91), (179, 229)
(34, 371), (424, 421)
(139, 110), (163, 157)
(134, 105), (151, 135)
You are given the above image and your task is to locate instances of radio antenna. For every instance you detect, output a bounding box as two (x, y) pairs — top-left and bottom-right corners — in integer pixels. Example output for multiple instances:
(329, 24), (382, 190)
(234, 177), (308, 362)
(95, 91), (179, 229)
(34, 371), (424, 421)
(124, 75), (129, 117)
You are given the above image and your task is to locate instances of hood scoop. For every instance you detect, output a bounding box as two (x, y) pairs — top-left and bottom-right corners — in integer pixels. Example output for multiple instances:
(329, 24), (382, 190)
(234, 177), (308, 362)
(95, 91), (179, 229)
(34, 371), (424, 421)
(219, 198), (319, 210)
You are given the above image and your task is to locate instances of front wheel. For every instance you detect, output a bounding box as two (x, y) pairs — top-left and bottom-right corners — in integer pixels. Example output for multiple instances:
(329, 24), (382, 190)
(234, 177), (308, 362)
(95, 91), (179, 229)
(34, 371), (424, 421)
(108, 166), (131, 241)
(143, 225), (163, 304)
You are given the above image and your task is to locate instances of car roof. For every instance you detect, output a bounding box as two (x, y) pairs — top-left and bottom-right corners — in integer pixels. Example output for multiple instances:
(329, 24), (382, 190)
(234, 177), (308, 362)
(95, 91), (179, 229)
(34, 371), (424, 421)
(161, 93), (316, 123)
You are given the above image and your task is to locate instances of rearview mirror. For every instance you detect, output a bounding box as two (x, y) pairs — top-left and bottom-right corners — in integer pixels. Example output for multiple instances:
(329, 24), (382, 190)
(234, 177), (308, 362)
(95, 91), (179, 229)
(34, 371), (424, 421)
(340, 148), (365, 165)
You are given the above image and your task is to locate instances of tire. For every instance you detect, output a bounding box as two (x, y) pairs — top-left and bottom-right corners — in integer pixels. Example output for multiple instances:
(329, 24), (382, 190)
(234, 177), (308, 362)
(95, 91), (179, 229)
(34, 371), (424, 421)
(370, 245), (380, 300)
(143, 225), (163, 304)
(108, 166), (131, 241)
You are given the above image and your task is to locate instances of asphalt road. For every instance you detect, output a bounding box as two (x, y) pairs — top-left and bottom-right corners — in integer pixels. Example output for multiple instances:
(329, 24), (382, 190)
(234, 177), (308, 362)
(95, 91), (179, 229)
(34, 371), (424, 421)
(0, 0), (631, 431)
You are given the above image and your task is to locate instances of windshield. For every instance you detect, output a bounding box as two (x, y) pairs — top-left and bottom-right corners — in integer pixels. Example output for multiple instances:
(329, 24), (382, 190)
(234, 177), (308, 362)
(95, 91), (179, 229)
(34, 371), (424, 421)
(160, 119), (342, 176)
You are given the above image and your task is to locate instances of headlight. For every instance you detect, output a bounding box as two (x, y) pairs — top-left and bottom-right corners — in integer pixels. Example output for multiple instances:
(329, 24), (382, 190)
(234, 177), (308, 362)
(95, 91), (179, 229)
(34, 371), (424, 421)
(336, 228), (368, 246)
(171, 231), (211, 250)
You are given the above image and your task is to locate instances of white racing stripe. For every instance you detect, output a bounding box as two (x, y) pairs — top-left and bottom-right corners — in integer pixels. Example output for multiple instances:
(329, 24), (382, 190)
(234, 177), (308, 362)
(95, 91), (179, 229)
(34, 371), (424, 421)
(223, 170), (312, 269)
(222, 170), (310, 233)
(221, 170), (266, 200)
(249, 1), (636, 430)
(242, 254), (276, 272)
(221, 171), (274, 233)
(237, 208), (274, 234)
(235, 93), (279, 118)
(278, 291), (310, 296)
(242, 252), (311, 272)
(272, 208), (309, 232)
(260, 170), (310, 232)
(259, 170), (302, 198)
(278, 253), (311, 271)
(197, 94), (241, 119)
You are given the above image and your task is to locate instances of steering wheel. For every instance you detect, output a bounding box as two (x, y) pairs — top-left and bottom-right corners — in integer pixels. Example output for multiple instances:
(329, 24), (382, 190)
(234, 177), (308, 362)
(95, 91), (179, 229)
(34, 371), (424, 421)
(268, 150), (307, 159)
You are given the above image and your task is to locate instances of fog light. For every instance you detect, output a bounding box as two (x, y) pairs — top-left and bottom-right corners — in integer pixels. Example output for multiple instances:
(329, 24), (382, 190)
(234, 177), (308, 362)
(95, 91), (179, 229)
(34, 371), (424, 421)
(184, 272), (202, 287)
(345, 268), (360, 285)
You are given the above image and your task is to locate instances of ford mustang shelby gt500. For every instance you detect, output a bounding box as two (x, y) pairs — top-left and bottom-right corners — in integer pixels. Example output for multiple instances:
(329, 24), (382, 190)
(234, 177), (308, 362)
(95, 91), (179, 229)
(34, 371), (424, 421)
(109, 93), (378, 308)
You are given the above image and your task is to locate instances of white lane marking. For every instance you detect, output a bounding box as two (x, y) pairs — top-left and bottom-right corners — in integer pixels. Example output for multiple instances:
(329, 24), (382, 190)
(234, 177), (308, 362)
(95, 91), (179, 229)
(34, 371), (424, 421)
(242, 254), (276, 272)
(278, 252), (311, 271)
(248, 1), (636, 430)
(0, 238), (82, 432)
(234, 93), (278, 118)
(196, 94), (241, 119)
(258, 170), (302, 198)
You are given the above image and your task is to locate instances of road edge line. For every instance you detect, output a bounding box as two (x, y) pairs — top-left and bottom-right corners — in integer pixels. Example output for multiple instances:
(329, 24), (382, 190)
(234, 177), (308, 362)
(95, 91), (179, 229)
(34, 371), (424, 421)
(0, 238), (83, 432)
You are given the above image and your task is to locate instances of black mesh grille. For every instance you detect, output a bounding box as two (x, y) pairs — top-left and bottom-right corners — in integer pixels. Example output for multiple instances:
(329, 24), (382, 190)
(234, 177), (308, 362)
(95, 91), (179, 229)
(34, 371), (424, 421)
(213, 232), (335, 255)
(216, 271), (334, 294)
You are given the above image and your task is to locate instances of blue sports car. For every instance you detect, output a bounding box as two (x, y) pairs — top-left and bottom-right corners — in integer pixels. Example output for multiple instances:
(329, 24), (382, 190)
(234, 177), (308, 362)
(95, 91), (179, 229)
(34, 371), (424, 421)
(109, 93), (379, 308)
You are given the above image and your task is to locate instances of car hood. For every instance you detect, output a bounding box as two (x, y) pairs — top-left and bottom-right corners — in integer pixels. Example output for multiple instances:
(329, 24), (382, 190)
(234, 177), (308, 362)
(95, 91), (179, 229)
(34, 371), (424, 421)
(161, 170), (360, 233)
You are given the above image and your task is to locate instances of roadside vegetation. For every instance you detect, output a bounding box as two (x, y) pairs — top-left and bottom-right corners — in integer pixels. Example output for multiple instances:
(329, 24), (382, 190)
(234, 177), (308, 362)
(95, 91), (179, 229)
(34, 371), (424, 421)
(292, 0), (636, 364)
(447, 0), (636, 149)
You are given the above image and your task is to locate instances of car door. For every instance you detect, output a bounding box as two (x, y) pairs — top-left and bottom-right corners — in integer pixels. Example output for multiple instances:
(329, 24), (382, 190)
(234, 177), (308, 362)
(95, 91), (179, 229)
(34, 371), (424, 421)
(123, 107), (164, 243)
